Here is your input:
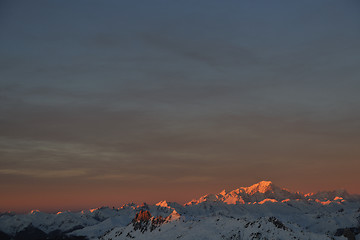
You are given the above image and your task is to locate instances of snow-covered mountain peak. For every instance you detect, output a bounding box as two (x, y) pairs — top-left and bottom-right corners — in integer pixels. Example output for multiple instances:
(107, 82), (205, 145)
(28, 209), (42, 215)
(165, 210), (180, 222)
(156, 200), (170, 208)
(186, 181), (358, 206)
(29, 209), (41, 215)
(241, 180), (276, 194)
(306, 189), (355, 202)
(120, 202), (137, 210)
(219, 189), (227, 196)
(187, 180), (302, 205)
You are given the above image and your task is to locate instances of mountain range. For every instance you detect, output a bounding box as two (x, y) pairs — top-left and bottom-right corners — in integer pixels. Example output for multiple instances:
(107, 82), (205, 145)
(1, 181), (359, 240)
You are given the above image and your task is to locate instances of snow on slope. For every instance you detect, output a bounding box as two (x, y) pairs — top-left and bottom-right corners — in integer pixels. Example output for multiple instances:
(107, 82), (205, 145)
(186, 181), (304, 205)
(101, 215), (334, 240)
(1, 181), (360, 240)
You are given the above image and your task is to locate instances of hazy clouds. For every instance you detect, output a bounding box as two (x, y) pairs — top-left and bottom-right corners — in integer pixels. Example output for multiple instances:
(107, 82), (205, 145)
(1, 0), (360, 212)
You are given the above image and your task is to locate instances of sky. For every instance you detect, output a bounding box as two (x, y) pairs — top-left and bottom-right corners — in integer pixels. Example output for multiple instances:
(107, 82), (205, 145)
(1, 0), (360, 213)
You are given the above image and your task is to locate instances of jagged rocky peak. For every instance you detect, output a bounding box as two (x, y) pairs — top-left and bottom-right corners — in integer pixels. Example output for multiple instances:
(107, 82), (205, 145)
(132, 210), (152, 233)
(132, 210), (169, 233)
(133, 210), (151, 222)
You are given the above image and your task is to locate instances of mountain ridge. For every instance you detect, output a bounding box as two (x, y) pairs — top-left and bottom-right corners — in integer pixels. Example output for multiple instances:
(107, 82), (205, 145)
(1, 180), (360, 240)
(185, 180), (358, 206)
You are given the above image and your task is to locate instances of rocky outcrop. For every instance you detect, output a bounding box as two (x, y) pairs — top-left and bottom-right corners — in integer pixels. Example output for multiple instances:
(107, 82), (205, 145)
(132, 210), (151, 233)
(268, 217), (289, 231)
(131, 210), (168, 233)
(150, 216), (165, 231)
(133, 210), (151, 223)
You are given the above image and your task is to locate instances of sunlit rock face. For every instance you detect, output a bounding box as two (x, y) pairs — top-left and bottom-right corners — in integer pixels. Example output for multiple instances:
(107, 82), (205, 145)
(133, 210), (151, 223)
(131, 210), (174, 233)
(132, 210), (152, 233)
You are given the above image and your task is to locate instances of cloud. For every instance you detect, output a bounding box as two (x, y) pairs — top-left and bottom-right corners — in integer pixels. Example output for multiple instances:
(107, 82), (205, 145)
(0, 168), (87, 178)
(1, 0), (360, 207)
(88, 173), (152, 181)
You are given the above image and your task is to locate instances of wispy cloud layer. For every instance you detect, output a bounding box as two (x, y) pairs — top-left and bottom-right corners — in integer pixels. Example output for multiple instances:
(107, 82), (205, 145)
(0, 0), (360, 211)
(0, 169), (87, 178)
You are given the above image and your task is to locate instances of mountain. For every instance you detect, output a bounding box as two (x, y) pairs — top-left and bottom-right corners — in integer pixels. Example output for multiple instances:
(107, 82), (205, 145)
(186, 181), (304, 205)
(1, 181), (360, 240)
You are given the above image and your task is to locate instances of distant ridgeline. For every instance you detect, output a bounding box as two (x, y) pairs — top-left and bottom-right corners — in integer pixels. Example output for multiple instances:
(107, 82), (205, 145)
(1, 181), (360, 240)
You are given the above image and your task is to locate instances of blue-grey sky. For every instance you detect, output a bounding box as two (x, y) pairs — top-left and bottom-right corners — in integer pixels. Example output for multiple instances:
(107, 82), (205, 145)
(1, 0), (360, 212)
